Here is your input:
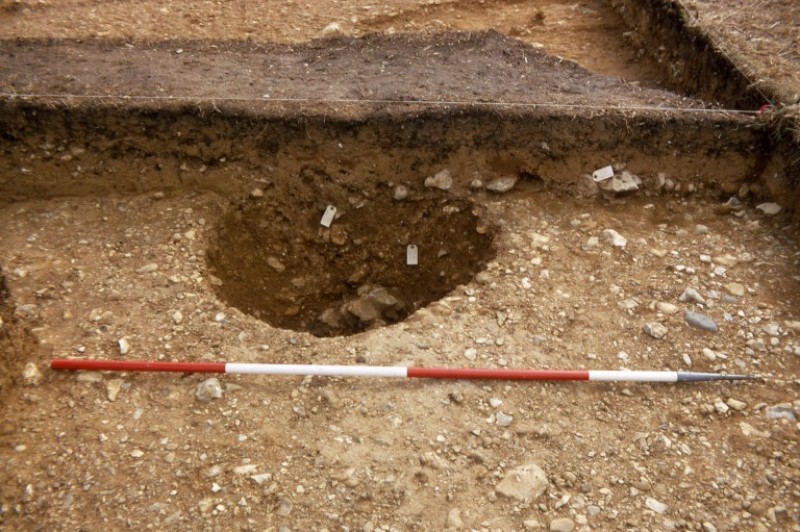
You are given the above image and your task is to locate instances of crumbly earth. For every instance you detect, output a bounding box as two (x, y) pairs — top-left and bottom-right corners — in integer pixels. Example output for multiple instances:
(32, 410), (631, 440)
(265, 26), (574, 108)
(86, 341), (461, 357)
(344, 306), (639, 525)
(1, 1), (800, 532)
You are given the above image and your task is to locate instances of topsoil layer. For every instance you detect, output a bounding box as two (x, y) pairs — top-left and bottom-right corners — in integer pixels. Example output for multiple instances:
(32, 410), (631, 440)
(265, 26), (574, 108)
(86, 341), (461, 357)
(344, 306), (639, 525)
(0, 31), (705, 109)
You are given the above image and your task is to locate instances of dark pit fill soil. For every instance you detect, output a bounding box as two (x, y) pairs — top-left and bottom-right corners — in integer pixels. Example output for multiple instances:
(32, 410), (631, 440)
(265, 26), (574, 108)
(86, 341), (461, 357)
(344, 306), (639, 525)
(207, 180), (495, 337)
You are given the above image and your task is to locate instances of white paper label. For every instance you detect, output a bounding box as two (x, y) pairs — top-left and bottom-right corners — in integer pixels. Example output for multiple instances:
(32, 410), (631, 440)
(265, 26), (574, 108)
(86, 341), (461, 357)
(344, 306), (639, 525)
(406, 245), (418, 266)
(320, 205), (337, 227)
(592, 165), (615, 182)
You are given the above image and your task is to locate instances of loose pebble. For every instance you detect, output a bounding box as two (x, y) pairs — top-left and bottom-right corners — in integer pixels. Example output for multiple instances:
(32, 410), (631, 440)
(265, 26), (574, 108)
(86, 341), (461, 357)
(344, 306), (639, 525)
(643, 322), (668, 339)
(602, 229), (627, 248)
(425, 169), (453, 190)
(549, 517), (575, 532)
(645, 497), (668, 514)
(22, 362), (43, 386)
(685, 311), (718, 332)
(495, 463), (549, 501)
(196, 378), (224, 402)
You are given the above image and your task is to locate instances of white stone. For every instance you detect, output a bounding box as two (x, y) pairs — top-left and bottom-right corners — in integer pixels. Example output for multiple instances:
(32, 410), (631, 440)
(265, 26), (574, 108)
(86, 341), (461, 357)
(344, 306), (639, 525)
(118, 337), (131, 355)
(464, 348), (477, 361)
(643, 322), (668, 339)
(726, 398), (747, 411)
(602, 229), (627, 248)
(393, 185), (409, 201)
(486, 176), (518, 193)
(645, 497), (667, 514)
(549, 517), (574, 532)
(495, 463), (549, 501)
(657, 302), (679, 314)
(321, 22), (343, 37)
(233, 464), (259, 475)
(425, 169), (453, 191)
(599, 170), (641, 193)
(496, 411), (513, 427)
(756, 202), (781, 215)
(106, 379), (124, 401)
(22, 362), (43, 386)
(196, 378), (224, 402)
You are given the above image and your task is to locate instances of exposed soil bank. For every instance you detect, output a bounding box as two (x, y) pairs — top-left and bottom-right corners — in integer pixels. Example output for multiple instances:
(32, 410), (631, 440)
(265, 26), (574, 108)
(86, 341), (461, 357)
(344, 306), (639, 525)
(0, 268), (38, 401)
(0, 102), (774, 203)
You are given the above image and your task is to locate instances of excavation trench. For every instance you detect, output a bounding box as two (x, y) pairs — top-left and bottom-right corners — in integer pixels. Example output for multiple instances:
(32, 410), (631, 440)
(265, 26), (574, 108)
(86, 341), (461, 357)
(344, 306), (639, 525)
(0, 100), (791, 336)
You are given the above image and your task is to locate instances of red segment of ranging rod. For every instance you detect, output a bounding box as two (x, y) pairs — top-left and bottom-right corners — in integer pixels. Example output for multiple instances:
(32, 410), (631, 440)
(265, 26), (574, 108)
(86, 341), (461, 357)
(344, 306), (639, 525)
(50, 359), (226, 373)
(407, 367), (589, 381)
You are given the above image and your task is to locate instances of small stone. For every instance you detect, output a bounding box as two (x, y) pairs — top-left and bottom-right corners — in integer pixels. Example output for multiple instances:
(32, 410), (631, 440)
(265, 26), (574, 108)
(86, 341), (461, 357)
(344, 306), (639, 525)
(22, 362), (43, 386)
(464, 348), (477, 361)
(233, 464), (258, 475)
(496, 411), (513, 427)
(267, 257), (286, 273)
(549, 517), (575, 532)
(739, 422), (769, 438)
(393, 185), (409, 201)
(645, 497), (667, 514)
(643, 322), (668, 339)
(171, 310), (183, 325)
(685, 311), (718, 332)
(656, 302), (679, 314)
(76, 372), (103, 384)
(250, 188), (264, 198)
(495, 463), (549, 502)
(486, 176), (518, 193)
(196, 378), (224, 402)
(137, 263), (159, 274)
(106, 379), (124, 401)
(726, 398), (747, 411)
(469, 178), (484, 189)
(425, 169), (453, 191)
(602, 229), (627, 248)
(523, 519), (542, 530)
(131, 449), (144, 458)
(251, 473), (272, 484)
(763, 323), (780, 336)
(679, 288), (705, 304)
(321, 22), (343, 37)
(214, 312), (226, 323)
(118, 337), (131, 355)
(712, 255), (739, 268)
(599, 170), (641, 193)
(766, 406), (795, 420)
(724, 283), (745, 297)
(714, 399), (729, 414)
(446, 508), (464, 529)
(756, 202), (781, 215)
(489, 398), (503, 408)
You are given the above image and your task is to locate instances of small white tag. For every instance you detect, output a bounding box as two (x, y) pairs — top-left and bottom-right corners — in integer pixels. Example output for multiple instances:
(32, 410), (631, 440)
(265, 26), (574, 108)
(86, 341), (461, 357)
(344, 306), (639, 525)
(592, 165), (614, 182)
(406, 245), (418, 266)
(320, 205), (336, 227)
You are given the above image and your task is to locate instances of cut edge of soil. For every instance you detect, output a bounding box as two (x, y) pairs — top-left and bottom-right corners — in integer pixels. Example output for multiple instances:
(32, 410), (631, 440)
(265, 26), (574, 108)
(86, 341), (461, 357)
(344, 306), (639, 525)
(610, 0), (800, 215)
(0, 266), (40, 402)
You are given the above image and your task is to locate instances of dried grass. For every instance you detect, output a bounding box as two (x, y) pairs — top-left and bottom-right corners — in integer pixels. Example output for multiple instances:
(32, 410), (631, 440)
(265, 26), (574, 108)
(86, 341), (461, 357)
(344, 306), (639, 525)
(678, 0), (800, 105)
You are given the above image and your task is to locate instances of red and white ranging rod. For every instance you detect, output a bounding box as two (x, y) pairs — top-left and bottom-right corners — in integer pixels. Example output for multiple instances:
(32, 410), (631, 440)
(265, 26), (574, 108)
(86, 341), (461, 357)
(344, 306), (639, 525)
(50, 359), (755, 383)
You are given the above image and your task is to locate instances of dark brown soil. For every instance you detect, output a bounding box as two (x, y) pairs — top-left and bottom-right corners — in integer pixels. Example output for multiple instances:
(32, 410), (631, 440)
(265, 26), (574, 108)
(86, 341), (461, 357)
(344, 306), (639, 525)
(0, 32), (695, 106)
(209, 185), (495, 337)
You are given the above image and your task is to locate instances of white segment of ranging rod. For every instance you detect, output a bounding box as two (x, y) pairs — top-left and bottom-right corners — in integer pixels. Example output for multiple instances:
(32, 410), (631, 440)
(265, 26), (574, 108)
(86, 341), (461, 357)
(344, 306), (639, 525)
(225, 363), (408, 378)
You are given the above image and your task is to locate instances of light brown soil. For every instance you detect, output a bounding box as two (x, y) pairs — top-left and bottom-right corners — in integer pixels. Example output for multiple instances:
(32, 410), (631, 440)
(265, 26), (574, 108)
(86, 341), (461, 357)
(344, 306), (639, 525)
(0, 1), (799, 532)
